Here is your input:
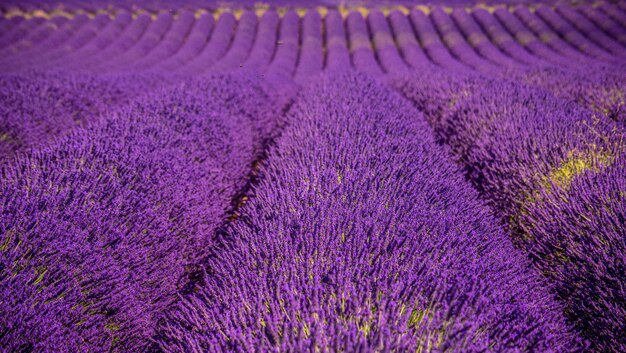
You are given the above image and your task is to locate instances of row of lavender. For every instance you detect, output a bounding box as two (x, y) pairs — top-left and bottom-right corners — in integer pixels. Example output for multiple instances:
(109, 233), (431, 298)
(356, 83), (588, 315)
(0, 72), (286, 351)
(0, 71), (169, 162)
(392, 69), (626, 352)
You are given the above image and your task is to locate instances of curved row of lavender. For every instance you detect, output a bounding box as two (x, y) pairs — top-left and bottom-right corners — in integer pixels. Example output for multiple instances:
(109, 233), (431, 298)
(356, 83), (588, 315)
(0, 73), (284, 352)
(1, 3), (625, 76)
(502, 66), (626, 124)
(392, 70), (626, 352)
(153, 72), (580, 352)
(0, 70), (166, 162)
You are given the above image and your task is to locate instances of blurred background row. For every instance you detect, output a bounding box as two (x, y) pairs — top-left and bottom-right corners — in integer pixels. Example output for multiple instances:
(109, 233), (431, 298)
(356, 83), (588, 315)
(1, 1), (625, 77)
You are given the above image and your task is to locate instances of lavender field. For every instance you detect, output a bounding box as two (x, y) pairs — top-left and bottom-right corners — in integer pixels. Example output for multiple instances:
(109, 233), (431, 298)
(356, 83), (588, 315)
(0, 1), (625, 352)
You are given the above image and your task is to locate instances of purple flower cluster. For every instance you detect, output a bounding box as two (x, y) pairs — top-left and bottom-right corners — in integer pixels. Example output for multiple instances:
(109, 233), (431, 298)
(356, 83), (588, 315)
(392, 69), (626, 351)
(0, 70), (164, 161)
(519, 153), (626, 352)
(503, 66), (626, 124)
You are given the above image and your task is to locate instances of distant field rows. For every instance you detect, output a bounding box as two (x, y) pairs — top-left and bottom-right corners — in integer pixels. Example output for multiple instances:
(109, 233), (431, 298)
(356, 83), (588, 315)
(0, 3), (625, 75)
